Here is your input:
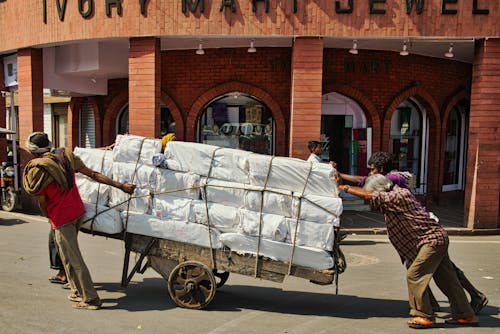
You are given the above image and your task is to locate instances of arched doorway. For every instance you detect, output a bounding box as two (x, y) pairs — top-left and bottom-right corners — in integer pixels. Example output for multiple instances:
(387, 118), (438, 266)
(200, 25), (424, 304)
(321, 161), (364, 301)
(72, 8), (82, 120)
(442, 101), (468, 192)
(116, 103), (176, 137)
(197, 92), (274, 155)
(389, 98), (429, 194)
(321, 92), (371, 176)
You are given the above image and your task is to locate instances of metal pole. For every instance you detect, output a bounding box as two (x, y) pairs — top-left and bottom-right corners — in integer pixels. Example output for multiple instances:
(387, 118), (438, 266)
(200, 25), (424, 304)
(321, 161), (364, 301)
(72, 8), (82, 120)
(9, 89), (19, 192)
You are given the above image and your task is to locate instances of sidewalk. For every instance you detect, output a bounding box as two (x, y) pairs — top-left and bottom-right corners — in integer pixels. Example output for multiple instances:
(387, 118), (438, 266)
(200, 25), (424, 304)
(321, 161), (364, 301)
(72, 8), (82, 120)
(341, 192), (500, 236)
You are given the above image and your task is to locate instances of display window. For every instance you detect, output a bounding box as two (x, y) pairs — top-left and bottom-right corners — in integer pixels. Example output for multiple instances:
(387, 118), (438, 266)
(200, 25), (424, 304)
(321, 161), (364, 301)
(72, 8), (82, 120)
(198, 93), (274, 155)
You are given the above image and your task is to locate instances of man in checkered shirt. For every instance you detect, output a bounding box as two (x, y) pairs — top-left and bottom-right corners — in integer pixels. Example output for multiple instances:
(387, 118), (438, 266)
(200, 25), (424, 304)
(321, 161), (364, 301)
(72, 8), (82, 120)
(338, 174), (478, 329)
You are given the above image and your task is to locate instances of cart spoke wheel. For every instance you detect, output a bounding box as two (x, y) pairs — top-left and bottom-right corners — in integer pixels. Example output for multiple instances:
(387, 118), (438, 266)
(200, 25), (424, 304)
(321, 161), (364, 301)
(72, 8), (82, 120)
(168, 261), (216, 309)
(213, 270), (230, 288)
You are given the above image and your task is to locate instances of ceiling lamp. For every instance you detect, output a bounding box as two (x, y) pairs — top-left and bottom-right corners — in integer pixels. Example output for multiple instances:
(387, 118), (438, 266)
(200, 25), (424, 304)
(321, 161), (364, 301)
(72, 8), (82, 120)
(349, 40), (358, 55)
(247, 39), (257, 53)
(195, 41), (205, 55)
(444, 43), (454, 58)
(400, 41), (409, 56)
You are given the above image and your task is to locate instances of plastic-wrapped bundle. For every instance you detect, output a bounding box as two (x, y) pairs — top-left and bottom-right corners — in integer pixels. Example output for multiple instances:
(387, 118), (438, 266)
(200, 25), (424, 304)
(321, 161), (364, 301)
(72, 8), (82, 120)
(193, 201), (240, 233)
(74, 147), (113, 177)
(124, 212), (221, 249)
(244, 186), (293, 217)
(164, 142), (251, 183)
(76, 174), (110, 206)
(154, 168), (200, 200)
(238, 209), (288, 242)
(248, 155), (339, 197)
(285, 218), (335, 251)
(113, 135), (162, 166)
(219, 233), (334, 270)
(292, 194), (343, 226)
(112, 162), (157, 190)
(152, 195), (195, 222)
(200, 178), (246, 208)
(109, 187), (151, 214)
(81, 202), (122, 234)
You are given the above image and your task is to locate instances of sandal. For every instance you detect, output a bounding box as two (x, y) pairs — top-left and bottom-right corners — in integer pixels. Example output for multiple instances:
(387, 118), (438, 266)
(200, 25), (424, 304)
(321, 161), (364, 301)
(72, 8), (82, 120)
(73, 299), (102, 310)
(407, 316), (435, 329)
(444, 316), (479, 326)
(49, 276), (67, 284)
(470, 295), (488, 314)
(67, 293), (82, 302)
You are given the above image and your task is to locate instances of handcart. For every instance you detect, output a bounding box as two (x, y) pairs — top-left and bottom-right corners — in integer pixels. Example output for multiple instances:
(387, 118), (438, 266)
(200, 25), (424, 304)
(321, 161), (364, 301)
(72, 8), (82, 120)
(114, 230), (344, 310)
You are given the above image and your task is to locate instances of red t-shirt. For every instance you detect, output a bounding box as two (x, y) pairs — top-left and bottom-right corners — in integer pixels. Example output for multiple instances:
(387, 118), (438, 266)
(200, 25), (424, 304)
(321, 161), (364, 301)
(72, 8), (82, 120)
(38, 176), (85, 229)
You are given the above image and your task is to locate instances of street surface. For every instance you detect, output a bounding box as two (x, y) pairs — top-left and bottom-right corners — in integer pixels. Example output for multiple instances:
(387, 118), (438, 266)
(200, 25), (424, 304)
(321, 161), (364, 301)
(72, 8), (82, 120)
(1, 210), (499, 334)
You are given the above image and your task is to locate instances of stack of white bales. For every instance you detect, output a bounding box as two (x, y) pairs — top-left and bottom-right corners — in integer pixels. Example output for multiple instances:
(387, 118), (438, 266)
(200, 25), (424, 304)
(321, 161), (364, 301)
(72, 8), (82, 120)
(75, 135), (343, 270)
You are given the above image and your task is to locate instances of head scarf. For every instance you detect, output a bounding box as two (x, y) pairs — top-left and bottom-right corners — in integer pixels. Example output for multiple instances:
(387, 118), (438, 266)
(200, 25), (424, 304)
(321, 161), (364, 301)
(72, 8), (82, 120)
(25, 132), (52, 154)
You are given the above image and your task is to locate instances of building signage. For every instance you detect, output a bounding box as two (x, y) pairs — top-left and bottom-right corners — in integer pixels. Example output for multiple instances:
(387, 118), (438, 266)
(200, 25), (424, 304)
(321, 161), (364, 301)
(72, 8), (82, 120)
(42, 0), (489, 23)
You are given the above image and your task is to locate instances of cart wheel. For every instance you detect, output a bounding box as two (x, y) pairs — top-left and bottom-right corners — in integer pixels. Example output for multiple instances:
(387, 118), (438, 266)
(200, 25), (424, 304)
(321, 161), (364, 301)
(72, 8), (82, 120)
(167, 261), (216, 309)
(213, 270), (230, 288)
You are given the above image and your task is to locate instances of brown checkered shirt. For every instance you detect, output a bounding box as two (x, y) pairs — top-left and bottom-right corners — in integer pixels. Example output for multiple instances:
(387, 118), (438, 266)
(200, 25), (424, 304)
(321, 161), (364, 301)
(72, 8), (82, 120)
(370, 185), (448, 262)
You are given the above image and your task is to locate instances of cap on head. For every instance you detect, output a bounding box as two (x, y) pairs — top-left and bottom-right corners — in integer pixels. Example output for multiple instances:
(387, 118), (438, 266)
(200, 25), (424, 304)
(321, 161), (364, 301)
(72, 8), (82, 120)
(26, 132), (52, 154)
(363, 174), (393, 192)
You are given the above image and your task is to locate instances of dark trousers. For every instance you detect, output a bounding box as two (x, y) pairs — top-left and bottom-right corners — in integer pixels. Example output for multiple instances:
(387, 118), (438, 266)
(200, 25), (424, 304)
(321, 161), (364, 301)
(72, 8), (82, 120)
(49, 228), (64, 270)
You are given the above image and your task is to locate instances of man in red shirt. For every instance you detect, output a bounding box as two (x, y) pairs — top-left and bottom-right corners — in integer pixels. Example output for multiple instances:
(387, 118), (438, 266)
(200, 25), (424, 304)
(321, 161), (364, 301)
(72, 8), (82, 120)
(22, 132), (135, 310)
(338, 174), (479, 328)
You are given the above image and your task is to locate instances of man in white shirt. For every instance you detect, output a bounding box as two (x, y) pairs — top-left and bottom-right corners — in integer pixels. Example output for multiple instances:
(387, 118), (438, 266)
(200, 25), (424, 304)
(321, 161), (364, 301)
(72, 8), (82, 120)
(306, 140), (323, 163)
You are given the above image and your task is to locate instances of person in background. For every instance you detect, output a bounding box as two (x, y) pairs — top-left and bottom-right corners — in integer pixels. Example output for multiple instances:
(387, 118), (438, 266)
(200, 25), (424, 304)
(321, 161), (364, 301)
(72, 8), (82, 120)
(339, 174), (479, 328)
(22, 132), (136, 310)
(306, 140), (323, 164)
(339, 151), (488, 314)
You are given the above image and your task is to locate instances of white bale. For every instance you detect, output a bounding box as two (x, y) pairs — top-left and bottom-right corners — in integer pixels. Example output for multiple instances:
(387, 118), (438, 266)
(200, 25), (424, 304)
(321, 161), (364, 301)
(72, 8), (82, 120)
(238, 209), (288, 242)
(249, 155), (339, 197)
(154, 168), (200, 199)
(286, 218), (335, 251)
(210, 148), (251, 183)
(152, 195), (195, 222)
(200, 178), (246, 207)
(81, 202), (122, 234)
(113, 134), (162, 166)
(112, 162), (157, 190)
(292, 194), (343, 226)
(164, 141), (218, 176)
(76, 174), (110, 206)
(193, 201), (240, 233)
(124, 212), (221, 249)
(219, 233), (334, 270)
(109, 187), (151, 214)
(244, 187), (293, 217)
(74, 147), (113, 177)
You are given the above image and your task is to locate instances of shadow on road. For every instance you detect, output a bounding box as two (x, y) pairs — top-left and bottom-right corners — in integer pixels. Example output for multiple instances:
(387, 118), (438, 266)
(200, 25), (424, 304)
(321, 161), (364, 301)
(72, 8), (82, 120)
(0, 217), (28, 226)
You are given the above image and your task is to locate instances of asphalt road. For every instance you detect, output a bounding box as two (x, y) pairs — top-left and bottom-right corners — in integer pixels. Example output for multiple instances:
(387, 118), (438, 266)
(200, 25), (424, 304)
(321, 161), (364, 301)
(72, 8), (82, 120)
(1, 210), (499, 334)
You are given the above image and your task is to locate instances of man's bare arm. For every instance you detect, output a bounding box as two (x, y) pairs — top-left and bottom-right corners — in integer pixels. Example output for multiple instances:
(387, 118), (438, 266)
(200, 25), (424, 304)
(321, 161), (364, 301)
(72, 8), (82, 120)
(78, 166), (136, 194)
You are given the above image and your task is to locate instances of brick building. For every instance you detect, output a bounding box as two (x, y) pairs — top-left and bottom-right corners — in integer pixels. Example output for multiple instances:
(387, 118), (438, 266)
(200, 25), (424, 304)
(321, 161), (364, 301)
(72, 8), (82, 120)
(0, 1), (498, 228)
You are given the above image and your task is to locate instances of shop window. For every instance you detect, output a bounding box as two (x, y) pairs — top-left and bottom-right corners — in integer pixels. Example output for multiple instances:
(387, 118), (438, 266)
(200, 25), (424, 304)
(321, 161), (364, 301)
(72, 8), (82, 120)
(198, 93), (274, 155)
(161, 107), (175, 136)
(117, 105), (128, 135)
(389, 101), (423, 187)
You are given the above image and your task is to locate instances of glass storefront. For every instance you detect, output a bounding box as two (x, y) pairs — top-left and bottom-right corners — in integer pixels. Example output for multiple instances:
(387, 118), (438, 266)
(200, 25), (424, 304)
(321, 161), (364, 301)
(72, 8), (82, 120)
(198, 93), (274, 155)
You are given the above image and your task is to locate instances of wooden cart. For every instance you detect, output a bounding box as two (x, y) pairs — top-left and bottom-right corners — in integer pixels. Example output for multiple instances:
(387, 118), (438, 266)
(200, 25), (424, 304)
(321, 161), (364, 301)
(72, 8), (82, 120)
(116, 232), (343, 310)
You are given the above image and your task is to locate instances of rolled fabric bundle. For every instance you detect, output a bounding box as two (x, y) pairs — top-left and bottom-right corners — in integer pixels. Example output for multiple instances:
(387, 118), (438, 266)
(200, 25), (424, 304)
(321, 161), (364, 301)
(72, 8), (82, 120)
(238, 209), (288, 242)
(76, 174), (110, 206)
(74, 147), (113, 177)
(113, 134), (162, 166)
(193, 201), (240, 233)
(81, 202), (122, 234)
(292, 194), (343, 226)
(154, 168), (200, 199)
(152, 195), (195, 222)
(285, 218), (335, 251)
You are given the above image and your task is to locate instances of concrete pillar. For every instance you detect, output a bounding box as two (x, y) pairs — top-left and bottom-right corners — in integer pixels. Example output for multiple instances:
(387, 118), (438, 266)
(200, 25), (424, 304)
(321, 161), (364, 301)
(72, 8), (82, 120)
(128, 38), (161, 138)
(289, 38), (324, 159)
(465, 38), (500, 229)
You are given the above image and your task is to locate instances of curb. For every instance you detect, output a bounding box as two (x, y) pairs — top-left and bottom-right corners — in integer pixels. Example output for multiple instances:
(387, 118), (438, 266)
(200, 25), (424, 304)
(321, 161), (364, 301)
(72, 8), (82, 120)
(342, 227), (500, 236)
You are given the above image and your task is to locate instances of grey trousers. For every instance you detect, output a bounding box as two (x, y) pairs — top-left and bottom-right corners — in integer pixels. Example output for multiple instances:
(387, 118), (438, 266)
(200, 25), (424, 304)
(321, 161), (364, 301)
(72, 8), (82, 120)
(407, 243), (474, 318)
(54, 217), (100, 303)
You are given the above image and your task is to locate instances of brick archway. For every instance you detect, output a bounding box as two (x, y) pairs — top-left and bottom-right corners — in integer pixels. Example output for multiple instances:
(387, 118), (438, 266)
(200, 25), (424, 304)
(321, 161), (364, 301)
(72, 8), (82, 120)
(328, 84), (381, 152)
(186, 81), (286, 156)
(384, 86), (441, 199)
(102, 90), (184, 145)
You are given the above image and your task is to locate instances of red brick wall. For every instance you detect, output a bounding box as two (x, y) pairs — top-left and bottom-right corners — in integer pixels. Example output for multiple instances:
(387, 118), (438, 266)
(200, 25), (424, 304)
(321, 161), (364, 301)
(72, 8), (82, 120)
(128, 38), (161, 138)
(17, 48), (44, 165)
(289, 38), (324, 159)
(466, 38), (500, 229)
